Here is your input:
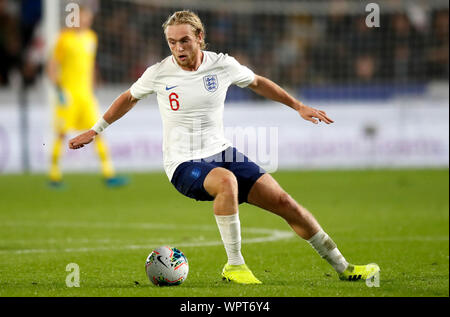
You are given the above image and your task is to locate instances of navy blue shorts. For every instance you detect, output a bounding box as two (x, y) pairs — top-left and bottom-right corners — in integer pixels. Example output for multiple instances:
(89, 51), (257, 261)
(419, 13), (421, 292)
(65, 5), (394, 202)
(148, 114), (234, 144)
(170, 147), (266, 204)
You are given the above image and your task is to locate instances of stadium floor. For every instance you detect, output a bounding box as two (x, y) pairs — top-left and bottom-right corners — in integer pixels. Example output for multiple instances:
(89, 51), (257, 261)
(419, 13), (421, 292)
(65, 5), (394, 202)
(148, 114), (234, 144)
(0, 169), (448, 297)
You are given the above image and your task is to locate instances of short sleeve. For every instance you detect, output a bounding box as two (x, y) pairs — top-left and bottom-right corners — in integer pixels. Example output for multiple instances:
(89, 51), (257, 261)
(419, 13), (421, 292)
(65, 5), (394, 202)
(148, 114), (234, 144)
(223, 54), (255, 88)
(129, 64), (159, 99)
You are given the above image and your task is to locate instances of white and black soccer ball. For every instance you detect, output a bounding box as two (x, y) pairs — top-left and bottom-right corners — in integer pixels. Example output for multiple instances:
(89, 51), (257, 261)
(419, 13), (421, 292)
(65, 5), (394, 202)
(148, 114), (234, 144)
(145, 246), (189, 286)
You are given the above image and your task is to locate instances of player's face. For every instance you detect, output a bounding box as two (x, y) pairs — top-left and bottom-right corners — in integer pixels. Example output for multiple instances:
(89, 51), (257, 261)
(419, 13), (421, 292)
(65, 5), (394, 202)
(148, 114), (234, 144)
(166, 24), (203, 68)
(79, 9), (94, 30)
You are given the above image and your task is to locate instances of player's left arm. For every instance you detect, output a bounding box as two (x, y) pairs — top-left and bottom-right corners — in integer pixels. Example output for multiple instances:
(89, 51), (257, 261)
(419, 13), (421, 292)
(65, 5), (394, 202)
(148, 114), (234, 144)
(93, 31), (100, 89)
(248, 75), (334, 125)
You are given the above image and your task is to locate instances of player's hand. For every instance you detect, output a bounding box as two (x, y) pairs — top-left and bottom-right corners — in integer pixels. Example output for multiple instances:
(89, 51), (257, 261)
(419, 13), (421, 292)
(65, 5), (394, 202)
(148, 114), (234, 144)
(297, 103), (334, 125)
(68, 130), (97, 149)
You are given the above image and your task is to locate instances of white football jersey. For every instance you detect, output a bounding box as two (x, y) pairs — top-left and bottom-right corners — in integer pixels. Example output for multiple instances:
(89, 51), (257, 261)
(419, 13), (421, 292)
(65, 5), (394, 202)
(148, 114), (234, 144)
(129, 51), (255, 180)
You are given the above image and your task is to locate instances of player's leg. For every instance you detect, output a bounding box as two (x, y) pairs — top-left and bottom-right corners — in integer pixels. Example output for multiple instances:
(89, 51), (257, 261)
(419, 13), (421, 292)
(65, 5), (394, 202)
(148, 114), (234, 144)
(171, 154), (260, 284)
(81, 96), (126, 187)
(203, 167), (243, 265)
(203, 166), (261, 284)
(203, 167), (238, 216)
(247, 173), (321, 239)
(201, 148), (264, 284)
(93, 135), (115, 179)
(247, 173), (379, 281)
(49, 98), (71, 187)
(93, 135), (128, 187)
(49, 131), (65, 186)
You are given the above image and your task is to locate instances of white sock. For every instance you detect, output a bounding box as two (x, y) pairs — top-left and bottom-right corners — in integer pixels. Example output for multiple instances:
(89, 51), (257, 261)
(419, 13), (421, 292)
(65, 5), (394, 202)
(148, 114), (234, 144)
(307, 230), (349, 273)
(215, 213), (245, 265)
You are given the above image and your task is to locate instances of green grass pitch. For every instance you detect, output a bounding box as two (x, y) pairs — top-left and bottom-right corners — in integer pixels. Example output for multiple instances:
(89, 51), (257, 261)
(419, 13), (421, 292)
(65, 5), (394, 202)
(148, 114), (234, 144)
(0, 169), (448, 297)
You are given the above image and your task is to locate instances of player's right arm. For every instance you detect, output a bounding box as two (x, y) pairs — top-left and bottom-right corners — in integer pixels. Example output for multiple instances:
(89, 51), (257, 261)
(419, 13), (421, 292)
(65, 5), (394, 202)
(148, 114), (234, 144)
(47, 31), (72, 106)
(68, 90), (139, 149)
(47, 31), (64, 85)
(46, 57), (60, 86)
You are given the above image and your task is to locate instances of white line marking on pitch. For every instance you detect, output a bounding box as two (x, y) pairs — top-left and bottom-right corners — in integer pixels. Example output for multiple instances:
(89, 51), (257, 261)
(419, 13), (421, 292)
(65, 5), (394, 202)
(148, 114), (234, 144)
(0, 222), (295, 254)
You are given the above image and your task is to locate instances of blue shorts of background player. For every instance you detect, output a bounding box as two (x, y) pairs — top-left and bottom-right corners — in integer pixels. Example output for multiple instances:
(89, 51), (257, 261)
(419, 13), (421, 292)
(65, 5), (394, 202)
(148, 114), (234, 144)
(171, 147), (266, 204)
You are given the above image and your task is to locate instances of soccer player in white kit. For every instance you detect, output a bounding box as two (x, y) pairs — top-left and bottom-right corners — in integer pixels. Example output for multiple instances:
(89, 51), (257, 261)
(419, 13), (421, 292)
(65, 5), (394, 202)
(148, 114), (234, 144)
(69, 11), (379, 284)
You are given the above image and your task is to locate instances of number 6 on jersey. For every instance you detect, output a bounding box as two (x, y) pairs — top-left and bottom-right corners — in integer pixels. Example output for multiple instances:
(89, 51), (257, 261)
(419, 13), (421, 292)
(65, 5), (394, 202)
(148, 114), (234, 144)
(169, 92), (180, 111)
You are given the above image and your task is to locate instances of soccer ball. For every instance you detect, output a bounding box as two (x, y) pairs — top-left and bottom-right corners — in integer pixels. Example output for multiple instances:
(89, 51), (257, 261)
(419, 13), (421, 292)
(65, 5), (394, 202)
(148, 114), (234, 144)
(145, 246), (189, 286)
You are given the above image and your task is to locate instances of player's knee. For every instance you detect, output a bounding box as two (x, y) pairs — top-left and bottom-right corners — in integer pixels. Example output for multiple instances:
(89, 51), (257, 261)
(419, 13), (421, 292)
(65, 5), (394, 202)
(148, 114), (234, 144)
(217, 171), (238, 196)
(208, 168), (237, 196)
(205, 168), (238, 198)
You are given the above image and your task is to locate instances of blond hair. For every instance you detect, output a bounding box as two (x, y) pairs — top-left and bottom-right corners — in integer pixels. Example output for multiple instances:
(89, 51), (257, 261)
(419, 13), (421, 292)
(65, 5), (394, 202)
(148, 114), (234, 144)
(162, 10), (206, 49)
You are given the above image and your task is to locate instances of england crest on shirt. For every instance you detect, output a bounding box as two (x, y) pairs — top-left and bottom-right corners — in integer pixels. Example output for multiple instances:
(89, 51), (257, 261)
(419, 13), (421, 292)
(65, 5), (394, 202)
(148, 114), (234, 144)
(203, 74), (218, 92)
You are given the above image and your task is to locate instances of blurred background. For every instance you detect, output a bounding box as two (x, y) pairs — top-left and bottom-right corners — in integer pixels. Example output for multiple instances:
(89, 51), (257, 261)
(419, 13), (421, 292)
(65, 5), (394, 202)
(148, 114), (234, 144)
(0, 0), (448, 174)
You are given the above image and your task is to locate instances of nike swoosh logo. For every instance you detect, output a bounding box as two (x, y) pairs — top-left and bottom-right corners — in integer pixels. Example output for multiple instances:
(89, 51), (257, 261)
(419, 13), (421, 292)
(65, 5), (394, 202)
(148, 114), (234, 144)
(157, 255), (169, 268)
(165, 85), (178, 90)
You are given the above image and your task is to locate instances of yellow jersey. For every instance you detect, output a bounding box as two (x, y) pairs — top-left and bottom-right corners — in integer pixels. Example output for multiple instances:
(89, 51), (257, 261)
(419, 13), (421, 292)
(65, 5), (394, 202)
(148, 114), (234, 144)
(53, 28), (97, 94)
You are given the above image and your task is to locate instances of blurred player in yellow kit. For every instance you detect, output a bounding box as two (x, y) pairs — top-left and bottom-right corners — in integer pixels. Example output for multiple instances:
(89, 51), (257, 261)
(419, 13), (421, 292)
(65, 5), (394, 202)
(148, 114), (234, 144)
(47, 6), (126, 188)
